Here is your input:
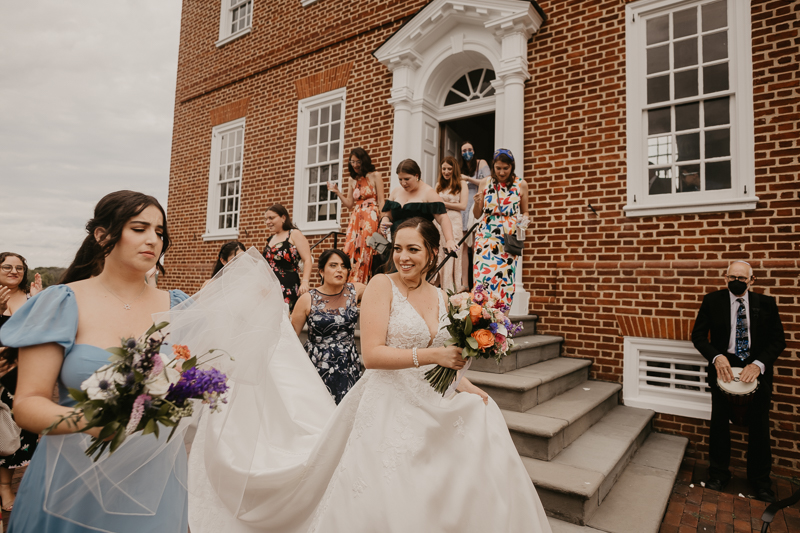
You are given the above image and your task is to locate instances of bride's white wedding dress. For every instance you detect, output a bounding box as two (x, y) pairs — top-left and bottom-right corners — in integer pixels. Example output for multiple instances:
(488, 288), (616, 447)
(184, 249), (551, 532)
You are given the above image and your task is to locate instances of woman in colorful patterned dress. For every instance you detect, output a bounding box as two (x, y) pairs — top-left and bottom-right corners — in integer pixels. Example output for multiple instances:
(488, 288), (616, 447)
(291, 249), (366, 404)
(327, 148), (385, 283)
(262, 204), (312, 312)
(434, 156), (467, 292)
(472, 149), (529, 308)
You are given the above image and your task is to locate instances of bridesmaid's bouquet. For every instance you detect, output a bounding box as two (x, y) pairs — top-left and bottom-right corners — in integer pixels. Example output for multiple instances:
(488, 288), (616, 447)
(425, 284), (522, 395)
(45, 322), (230, 461)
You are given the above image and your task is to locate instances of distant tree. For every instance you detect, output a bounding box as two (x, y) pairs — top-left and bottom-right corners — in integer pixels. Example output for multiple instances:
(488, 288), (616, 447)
(29, 267), (67, 288)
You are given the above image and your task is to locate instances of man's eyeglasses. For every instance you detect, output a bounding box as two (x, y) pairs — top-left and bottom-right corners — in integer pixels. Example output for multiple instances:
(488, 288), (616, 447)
(725, 275), (752, 283)
(0, 265), (24, 273)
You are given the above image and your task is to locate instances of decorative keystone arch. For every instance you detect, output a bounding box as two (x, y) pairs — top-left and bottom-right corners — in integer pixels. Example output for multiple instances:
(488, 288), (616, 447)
(374, 0), (544, 314)
(374, 0), (544, 184)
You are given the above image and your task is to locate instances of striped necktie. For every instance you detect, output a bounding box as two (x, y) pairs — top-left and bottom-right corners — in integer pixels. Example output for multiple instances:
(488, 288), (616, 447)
(735, 298), (749, 361)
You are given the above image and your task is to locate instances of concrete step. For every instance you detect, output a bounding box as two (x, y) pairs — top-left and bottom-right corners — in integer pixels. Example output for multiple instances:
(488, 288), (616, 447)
(586, 432), (688, 533)
(466, 357), (592, 412)
(522, 405), (654, 525)
(503, 381), (621, 460)
(470, 334), (563, 373)
(509, 313), (539, 336)
(549, 519), (606, 533)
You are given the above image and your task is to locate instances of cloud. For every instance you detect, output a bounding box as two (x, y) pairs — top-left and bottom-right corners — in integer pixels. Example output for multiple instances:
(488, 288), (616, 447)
(0, 1), (182, 267)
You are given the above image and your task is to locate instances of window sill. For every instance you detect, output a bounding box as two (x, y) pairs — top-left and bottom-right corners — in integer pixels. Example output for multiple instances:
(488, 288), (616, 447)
(215, 27), (251, 48)
(293, 220), (341, 235)
(301, 0), (320, 6)
(202, 230), (239, 242)
(623, 195), (759, 218)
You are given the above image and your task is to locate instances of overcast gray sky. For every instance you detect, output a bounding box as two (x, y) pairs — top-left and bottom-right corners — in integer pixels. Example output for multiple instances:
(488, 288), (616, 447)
(0, 1), (182, 268)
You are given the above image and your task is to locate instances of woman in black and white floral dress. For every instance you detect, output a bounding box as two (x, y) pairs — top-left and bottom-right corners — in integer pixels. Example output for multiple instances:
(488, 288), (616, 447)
(292, 249), (365, 404)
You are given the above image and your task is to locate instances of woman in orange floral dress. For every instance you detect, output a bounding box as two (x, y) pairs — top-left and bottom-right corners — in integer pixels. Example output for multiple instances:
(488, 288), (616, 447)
(327, 147), (385, 283)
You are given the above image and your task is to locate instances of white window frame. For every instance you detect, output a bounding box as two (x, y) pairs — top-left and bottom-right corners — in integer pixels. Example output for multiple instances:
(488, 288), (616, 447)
(203, 117), (245, 242)
(623, 336), (711, 420)
(301, 0), (320, 6)
(292, 88), (346, 234)
(216, 0), (253, 48)
(624, 0), (757, 217)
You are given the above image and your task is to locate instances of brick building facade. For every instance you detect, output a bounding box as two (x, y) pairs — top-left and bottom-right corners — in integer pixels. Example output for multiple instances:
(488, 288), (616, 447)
(164, 0), (799, 475)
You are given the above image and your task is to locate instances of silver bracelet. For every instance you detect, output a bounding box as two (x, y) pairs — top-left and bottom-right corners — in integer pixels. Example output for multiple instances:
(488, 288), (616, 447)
(412, 347), (419, 368)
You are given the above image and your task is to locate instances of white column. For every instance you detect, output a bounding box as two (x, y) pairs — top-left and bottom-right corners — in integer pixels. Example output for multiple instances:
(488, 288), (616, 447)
(498, 72), (529, 316)
(388, 94), (412, 190)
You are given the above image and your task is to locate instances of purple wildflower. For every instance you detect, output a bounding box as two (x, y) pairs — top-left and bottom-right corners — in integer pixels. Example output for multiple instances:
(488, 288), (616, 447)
(166, 367), (228, 408)
(125, 394), (150, 435)
(489, 322), (498, 333)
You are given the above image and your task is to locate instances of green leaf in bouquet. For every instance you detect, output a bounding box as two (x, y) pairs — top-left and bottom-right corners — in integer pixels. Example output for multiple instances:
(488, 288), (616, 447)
(98, 422), (120, 442)
(105, 346), (130, 361)
(463, 318), (473, 335)
(142, 418), (157, 435)
(465, 336), (478, 350)
(68, 388), (89, 403)
(145, 321), (170, 338)
(157, 402), (171, 417)
(464, 345), (477, 359)
(109, 427), (127, 454)
(182, 356), (197, 370)
(444, 337), (458, 347)
(82, 404), (97, 422)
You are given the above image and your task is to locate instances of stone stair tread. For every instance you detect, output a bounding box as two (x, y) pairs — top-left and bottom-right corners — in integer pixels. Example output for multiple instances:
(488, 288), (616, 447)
(502, 381), (620, 438)
(466, 357), (592, 392)
(522, 406), (653, 498)
(549, 518), (606, 533)
(510, 334), (564, 349)
(586, 433), (688, 533)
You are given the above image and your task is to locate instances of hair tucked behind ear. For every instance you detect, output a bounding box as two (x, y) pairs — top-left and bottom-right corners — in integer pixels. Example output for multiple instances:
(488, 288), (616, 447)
(61, 190), (170, 284)
(389, 217), (440, 277)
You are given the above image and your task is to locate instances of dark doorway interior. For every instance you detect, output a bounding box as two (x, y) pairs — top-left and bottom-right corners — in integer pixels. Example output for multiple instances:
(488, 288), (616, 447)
(439, 112), (495, 164)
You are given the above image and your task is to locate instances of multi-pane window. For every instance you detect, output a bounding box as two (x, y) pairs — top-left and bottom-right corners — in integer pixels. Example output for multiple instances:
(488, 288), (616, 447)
(645, 0), (731, 196)
(625, 0), (755, 217)
(294, 89), (345, 231)
(216, 127), (243, 230)
(216, 0), (252, 47)
(444, 69), (496, 106)
(230, 0), (252, 34)
(204, 118), (245, 240)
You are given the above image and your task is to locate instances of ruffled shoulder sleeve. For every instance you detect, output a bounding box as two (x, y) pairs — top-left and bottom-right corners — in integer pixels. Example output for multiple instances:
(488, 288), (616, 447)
(0, 285), (77, 353)
(169, 290), (190, 308)
(426, 201), (446, 215)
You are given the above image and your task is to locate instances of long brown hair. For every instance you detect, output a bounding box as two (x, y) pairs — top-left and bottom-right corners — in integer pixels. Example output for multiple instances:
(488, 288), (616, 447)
(436, 156), (462, 195)
(61, 191), (170, 284)
(265, 204), (296, 232)
(390, 217), (440, 277)
(0, 252), (31, 293)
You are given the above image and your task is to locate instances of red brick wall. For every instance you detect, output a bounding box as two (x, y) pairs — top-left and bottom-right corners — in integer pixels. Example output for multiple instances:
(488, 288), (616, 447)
(525, 0), (799, 474)
(164, 0), (799, 474)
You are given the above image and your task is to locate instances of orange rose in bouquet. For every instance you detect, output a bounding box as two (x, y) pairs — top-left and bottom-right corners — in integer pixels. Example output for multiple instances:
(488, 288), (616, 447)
(471, 329), (495, 350)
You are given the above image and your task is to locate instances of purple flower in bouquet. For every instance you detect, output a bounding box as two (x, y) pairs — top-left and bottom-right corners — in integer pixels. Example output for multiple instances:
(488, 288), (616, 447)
(125, 394), (151, 435)
(166, 367), (229, 409)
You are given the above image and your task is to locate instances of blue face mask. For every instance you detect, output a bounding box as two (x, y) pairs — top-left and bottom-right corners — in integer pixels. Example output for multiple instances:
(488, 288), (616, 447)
(462, 150), (474, 161)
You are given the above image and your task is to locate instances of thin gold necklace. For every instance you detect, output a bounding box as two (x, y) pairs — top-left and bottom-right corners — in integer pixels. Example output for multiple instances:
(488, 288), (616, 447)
(102, 281), (147, 311)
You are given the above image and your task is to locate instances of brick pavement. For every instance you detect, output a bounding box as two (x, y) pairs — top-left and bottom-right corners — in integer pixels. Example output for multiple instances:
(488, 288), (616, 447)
(661, 457), (800, 533)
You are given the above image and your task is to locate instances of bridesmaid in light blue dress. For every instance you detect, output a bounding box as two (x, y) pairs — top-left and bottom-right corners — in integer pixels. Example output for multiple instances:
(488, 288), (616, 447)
(0, 191), (190, 533)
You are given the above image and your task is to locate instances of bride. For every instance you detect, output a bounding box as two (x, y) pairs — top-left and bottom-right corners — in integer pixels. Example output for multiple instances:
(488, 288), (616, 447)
(185, 217), (551, 532)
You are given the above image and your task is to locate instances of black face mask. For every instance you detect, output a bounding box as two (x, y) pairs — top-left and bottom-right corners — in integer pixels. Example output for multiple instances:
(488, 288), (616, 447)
(728, 280), (748, 295)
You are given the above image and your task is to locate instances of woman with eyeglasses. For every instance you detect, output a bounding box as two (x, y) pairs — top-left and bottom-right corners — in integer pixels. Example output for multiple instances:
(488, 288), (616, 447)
(0, 252), (42, 512)
(327, 148), (385, 284)
(472, 149), (529, 308)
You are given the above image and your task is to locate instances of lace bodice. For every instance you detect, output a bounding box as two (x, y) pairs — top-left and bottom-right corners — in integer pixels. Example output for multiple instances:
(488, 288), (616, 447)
(386, 279), (450, 354)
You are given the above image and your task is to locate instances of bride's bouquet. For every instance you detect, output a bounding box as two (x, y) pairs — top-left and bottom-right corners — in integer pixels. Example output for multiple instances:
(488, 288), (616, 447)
(425, 284), (522, 395)
(45, 322), (230, 461)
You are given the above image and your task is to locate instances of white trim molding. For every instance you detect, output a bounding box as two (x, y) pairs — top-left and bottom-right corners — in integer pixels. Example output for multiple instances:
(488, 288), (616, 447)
(374, 0), (543, 315)
(293, 87), (346, 234)
(203, 117), (246, 242)
(216, 0), (253, 48)
(624, 0), (757, 217)
(623, 336), (711, 420)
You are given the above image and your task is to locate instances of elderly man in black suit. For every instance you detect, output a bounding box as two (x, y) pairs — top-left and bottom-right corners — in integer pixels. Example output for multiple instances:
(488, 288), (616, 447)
(692, 261), (786, 503)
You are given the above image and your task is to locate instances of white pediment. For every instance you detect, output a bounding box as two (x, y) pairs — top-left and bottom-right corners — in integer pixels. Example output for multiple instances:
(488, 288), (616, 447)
(374, 0), (544, 71)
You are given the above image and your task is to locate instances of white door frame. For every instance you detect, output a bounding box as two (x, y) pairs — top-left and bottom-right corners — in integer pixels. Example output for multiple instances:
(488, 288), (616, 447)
(375, 0), (543, 314)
